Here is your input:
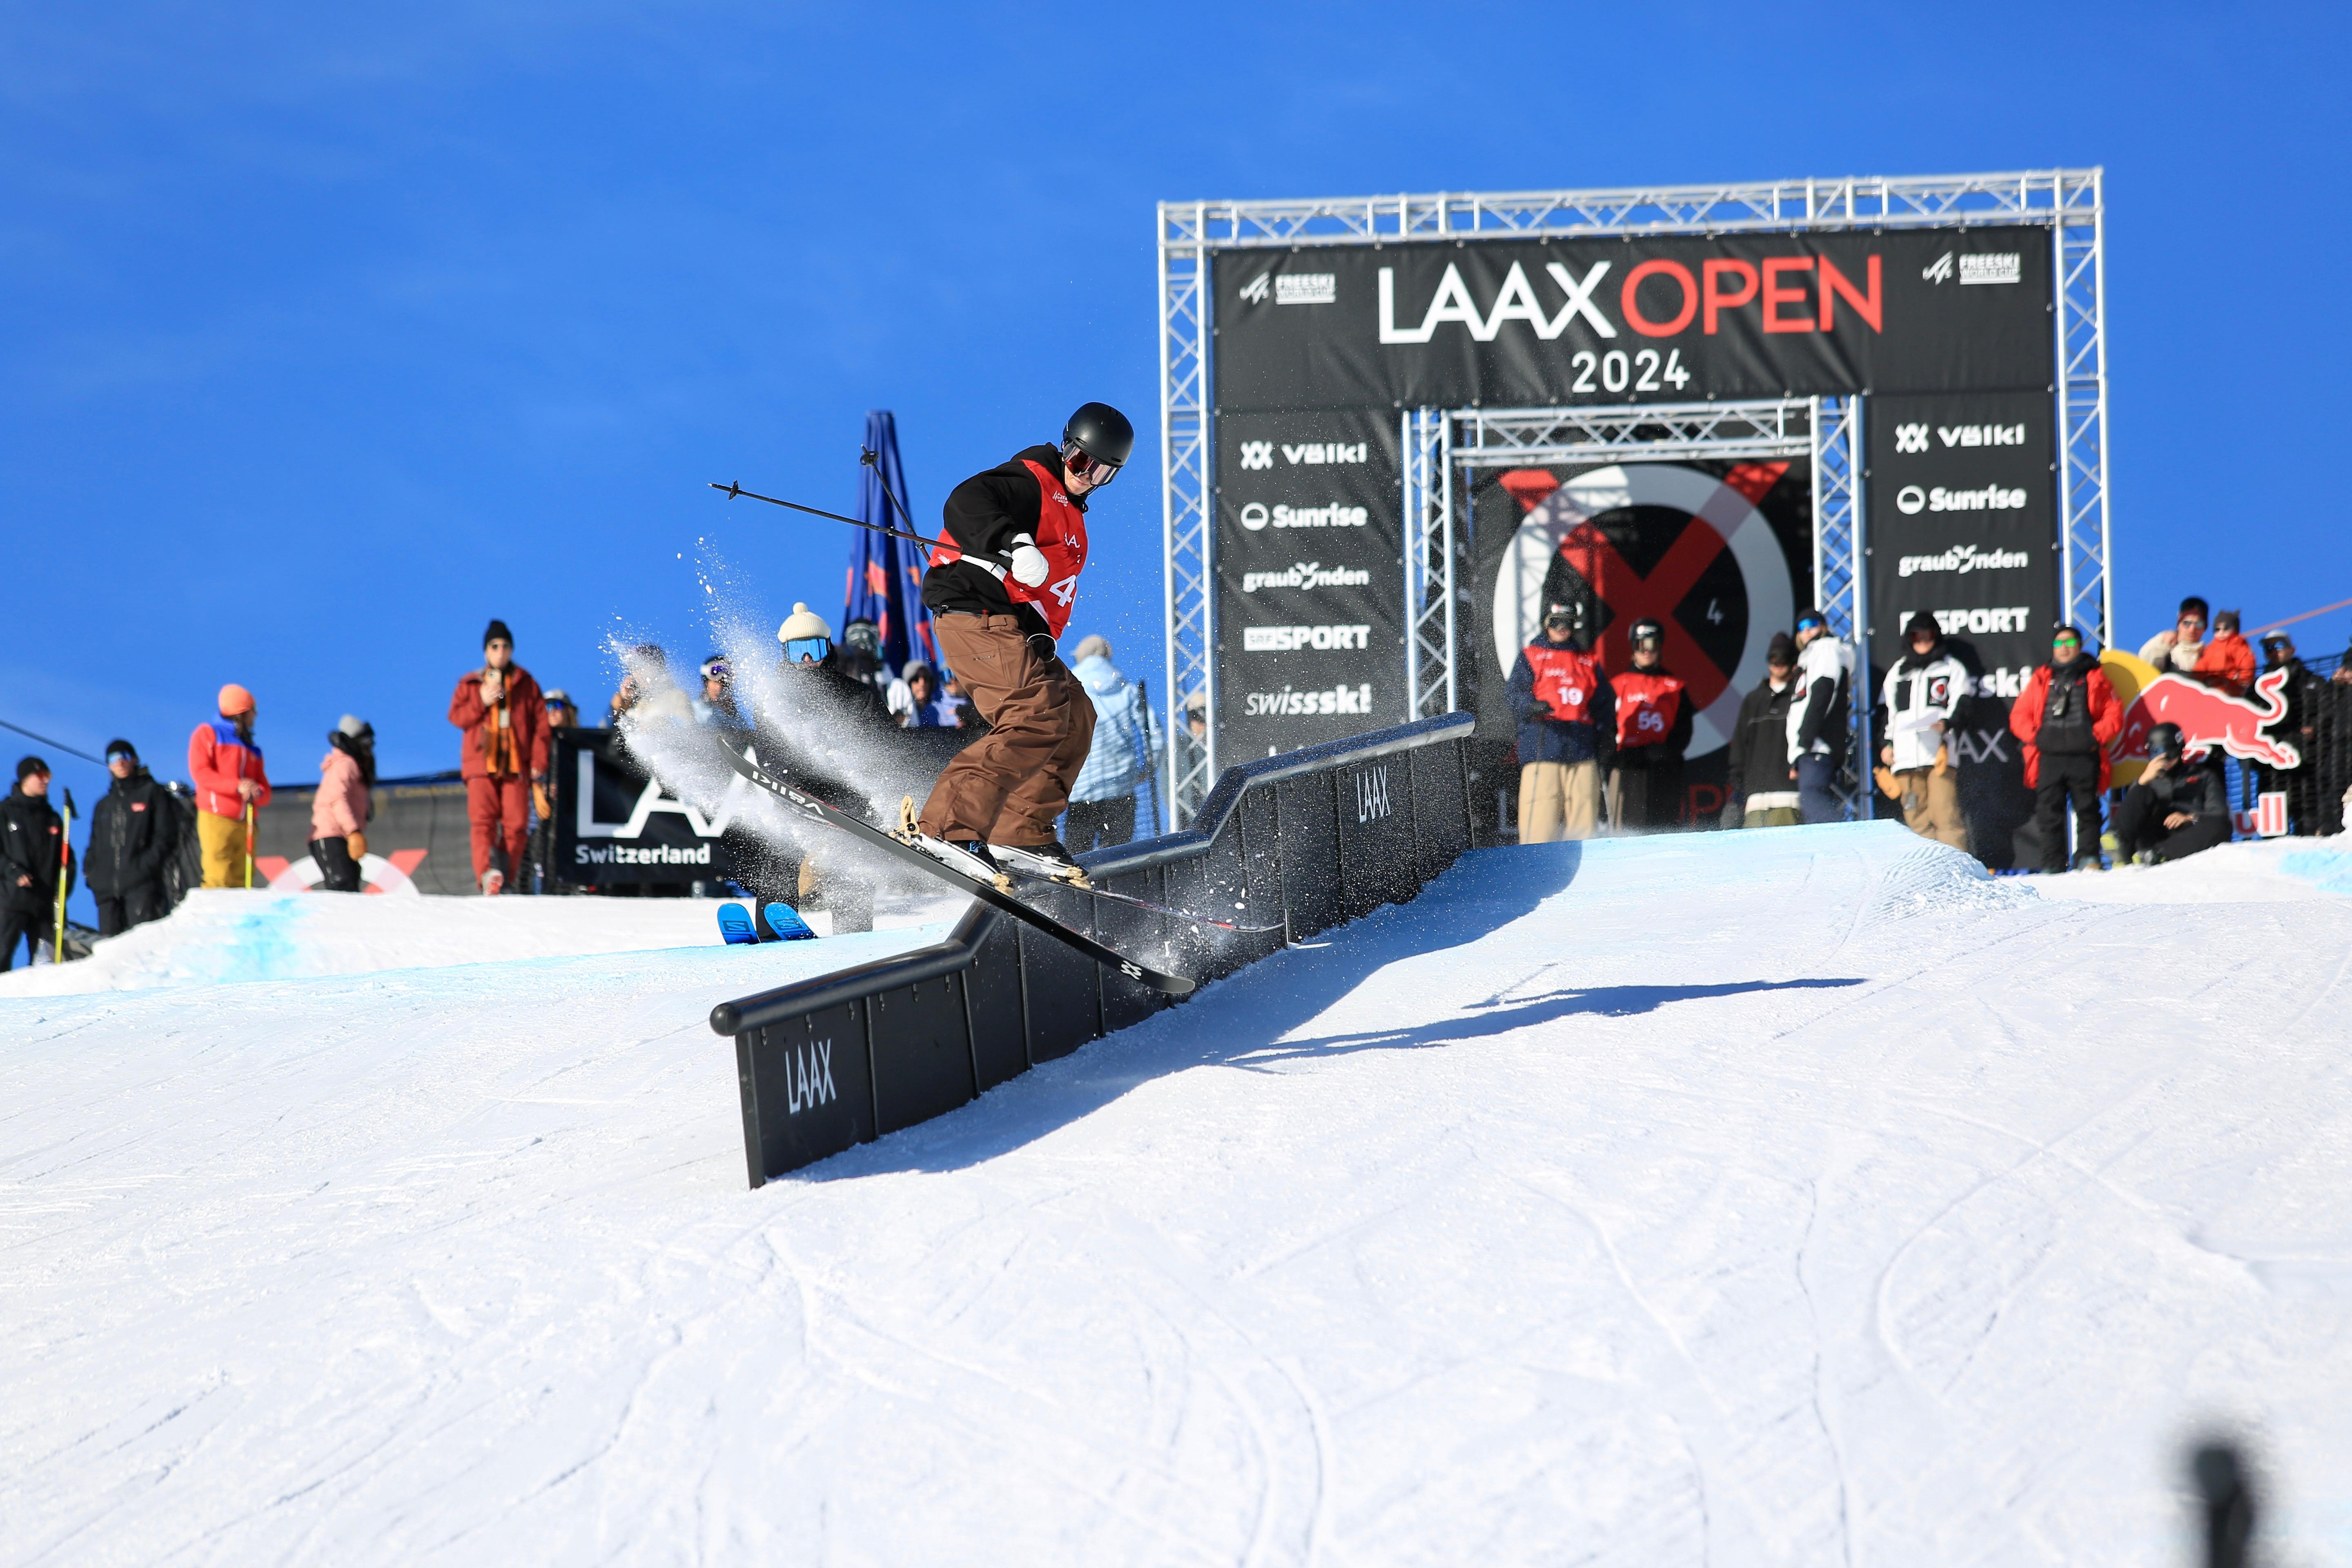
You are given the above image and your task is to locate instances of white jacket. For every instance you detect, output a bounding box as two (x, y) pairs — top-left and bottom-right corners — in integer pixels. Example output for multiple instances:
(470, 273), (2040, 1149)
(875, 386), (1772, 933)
(1880, 650), (1971, 771)
(1786, 634), (1856, 763)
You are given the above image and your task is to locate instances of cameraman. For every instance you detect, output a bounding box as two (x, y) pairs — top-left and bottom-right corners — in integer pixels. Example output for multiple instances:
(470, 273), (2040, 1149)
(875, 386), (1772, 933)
(2112, 722), (2230, 866)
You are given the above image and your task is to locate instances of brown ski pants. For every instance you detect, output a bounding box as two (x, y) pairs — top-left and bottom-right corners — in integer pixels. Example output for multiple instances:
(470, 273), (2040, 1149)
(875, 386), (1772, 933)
(919, 613), (1097, 846)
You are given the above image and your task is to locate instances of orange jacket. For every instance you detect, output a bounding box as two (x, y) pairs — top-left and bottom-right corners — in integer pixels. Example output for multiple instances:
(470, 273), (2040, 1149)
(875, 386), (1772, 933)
(187, 719), (273, 819)
(449, 665), (550, 781)
(2194, 632), (2255, 696)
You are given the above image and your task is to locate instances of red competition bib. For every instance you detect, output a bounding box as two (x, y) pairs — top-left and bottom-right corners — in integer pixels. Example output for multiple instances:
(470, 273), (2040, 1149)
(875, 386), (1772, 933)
(1522, 643), (1603, 724)
(1611, 668), (1686, 746)
(928, 458), (1091, 637)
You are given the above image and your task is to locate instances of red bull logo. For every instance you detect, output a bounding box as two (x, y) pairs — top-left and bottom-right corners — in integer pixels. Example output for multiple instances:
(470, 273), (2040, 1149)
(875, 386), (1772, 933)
(2110, 666), (2301, 769)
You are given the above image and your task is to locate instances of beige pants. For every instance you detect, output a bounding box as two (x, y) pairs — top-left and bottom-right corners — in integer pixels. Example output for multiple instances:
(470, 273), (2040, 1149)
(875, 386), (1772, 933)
(1742, 805), (1801, 828)
(198, 810), (249, 889)
(1519, 760), (1599, 844)
(1895, 766), (1968, 849)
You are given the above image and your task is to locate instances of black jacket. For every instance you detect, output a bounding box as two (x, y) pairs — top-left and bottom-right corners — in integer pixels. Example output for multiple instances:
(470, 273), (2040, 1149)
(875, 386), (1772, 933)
(922, 444), (1080, 637)
(2131, 756), (2228, 820)
(85, 767), (178, 894)
(1727, 677), (1797, 802)
(0, 785), (74, 916)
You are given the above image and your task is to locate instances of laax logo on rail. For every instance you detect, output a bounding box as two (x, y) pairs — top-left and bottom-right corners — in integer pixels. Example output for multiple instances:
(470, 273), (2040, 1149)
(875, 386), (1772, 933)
(1237, 501), (1371, 531)
(1895, 483), (2028, 515)
(1241, 561), (1375, 594)
(1246, 682), (1376, 717)
(1896, 544), (2034, 578)
(1243, 624), (1373, 653)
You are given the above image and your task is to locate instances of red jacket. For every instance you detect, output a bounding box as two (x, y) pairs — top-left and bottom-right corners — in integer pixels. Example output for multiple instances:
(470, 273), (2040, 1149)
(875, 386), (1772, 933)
(2008, 662), (2122, 789)
(188, 719), (274, 819)
(2194, 632), (2255, 697)
(450, 665), (551, 781)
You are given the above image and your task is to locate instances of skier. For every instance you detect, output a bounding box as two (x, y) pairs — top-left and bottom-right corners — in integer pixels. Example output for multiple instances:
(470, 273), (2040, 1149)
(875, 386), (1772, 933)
(189, 684), (271, 888)
(1786, 610), (1855, 824)
(908, 402), (1132, 884)
(85, 740), (178, 934)
(755, 604), (890, 931)
(1607, 617), (1693, 832)
(1506, 603), (1615, 843)
(1, 758), (72, 969)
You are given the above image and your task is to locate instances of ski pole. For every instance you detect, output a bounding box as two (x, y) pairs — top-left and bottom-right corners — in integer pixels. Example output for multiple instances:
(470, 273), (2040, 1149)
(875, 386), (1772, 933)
(53, 788), (74, 962)
(244, 799), (256, 890)
(709, 479), (1012, 569)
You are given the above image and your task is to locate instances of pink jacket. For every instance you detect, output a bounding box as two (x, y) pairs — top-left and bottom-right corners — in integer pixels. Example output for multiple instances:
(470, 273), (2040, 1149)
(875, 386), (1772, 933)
(311, 748), (370, 840)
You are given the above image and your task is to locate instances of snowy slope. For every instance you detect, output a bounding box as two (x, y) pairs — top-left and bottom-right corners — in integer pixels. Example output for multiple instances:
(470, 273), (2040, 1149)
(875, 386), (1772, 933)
(4, 823), (2349, 1565)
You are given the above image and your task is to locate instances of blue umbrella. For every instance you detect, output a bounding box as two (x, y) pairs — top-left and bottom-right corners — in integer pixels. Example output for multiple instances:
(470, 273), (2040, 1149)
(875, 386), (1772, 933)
(844, 410), (940, 679)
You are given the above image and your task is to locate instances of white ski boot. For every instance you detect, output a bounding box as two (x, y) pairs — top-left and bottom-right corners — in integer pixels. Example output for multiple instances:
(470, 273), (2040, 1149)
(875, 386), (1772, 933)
(895, 795), (1011, 890)
(990, 839), (1091, 888)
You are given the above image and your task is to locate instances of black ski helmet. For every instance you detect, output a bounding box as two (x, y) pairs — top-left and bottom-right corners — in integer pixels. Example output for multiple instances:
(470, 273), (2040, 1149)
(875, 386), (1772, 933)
(2146, 722), (2186, 760)
(1628, 617), (1666, 648)
(1062, 402), (1136, 468)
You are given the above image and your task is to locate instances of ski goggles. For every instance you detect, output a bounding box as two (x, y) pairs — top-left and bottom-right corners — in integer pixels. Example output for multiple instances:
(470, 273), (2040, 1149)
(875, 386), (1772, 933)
(700, 659), (732, 683)
(1062, 444), (1121, 485)
(784, 637), (831, 664)
(2051, 632), (2082, 650)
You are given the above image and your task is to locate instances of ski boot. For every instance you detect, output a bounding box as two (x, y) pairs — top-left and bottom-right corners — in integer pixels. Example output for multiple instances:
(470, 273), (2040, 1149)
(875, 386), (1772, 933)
(896, 795), (1011, 890)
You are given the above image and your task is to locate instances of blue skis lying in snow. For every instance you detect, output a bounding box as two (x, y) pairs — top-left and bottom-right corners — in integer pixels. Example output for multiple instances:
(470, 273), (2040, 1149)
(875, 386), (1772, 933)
(716, 901), (821, 945)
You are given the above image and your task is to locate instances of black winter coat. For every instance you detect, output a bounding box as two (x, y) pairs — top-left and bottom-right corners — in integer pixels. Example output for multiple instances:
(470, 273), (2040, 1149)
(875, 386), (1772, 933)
(922, 443), (1075, 637)
(0, 785), (74, 915)
(1726, 677), (1797, 802)
(2132, 756), (2228, 820)
(85, 767), (178, 894)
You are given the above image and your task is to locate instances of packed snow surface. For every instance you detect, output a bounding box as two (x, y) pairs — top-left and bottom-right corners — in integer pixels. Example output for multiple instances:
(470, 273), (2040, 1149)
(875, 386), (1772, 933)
(3, 826), (2349, 1564)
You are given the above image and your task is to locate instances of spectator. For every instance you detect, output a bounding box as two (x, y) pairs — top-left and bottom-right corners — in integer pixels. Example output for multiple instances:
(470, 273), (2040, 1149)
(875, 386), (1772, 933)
(1065, 635), (1161, 853)
(691, 656), (744, 728)
(2194, 610), (2256, 696)
(85, 740), (176, 935)
(898, 661), (960, 728)
(607, 645), (693, 729)
(2138, 597), (2209, 676)
(2010, 625), (2123, 872)
(1, 758), (73, 969)
(2113, 722), (2229, 865)
(1726, 633), (1801, 827)
(1878, 612), (1971, 851)
(2335, 633), (2352, 688)
(1508, 602), (1615, 843)
(449, 619), (551, 897)
(544, 689), (578, 730)
(310, 717), (374, 893)
(761, 604), (890, 931)
(1607, 616), (1692, 832)
(1184, 689), (1207, 742)
(839, 619), (891, 695)
(1786, 609), (1855, 824)
(188, 684), (271, 889)
(2256, 631), (2323, 834)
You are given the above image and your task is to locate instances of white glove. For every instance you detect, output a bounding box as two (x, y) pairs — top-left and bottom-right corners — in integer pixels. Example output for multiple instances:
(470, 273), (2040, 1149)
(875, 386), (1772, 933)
(1008, 533), (1049, 588)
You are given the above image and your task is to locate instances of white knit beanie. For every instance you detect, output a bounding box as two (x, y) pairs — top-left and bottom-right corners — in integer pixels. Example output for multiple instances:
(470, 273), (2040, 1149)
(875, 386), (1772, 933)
(776, 602), (833, 644)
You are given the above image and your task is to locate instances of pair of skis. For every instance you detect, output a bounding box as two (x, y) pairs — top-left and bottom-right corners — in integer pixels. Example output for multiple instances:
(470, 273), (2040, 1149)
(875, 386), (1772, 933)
(714, 744), (1267, 998)
(717, 900), (819, 945)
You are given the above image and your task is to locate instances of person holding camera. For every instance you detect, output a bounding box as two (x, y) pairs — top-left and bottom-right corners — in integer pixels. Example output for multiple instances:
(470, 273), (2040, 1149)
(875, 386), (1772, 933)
(2112, 722), (2230, 866)
(448, 619), (550, 896)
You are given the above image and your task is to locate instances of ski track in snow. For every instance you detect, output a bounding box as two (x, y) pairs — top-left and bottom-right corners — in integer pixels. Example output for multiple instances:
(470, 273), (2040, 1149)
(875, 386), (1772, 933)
(2, 824), (2350, 1564)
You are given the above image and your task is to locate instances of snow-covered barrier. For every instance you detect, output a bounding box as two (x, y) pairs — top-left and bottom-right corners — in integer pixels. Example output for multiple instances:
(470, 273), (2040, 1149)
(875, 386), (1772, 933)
(709, 712), (1475, 1184)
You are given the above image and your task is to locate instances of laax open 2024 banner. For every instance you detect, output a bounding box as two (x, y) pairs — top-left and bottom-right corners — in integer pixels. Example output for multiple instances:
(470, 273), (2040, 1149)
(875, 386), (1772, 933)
(1210, 225), (2060, 847)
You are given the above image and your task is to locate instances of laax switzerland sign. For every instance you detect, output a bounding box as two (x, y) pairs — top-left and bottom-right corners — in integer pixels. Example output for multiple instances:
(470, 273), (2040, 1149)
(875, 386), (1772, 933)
(1212, 226), (2054, 411)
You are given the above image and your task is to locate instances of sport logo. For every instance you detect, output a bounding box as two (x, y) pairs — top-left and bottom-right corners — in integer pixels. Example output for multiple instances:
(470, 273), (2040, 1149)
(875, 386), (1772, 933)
(1895, 484), (2028, 515)
(1241, 561), (1374, 594)
(1894, 422), (1929, 453)
(2113, 667), (2302, 769)
(1237, 501), (1371, 532)
(1959, 253), (2022, 286)
(1354, 765), (1392, 824)
(1242, 624), (1372, 653)
(1923, 252), (1955, 285)
(1238, 273), (1271, 305)
(784, 1038), (837, 1116)
(1246, 682), (1376, 717)
(1938, 423), (2025, 448)
(1238, 441), (1274, 471)
(1281, 441), (1368, 465)
(1276, 273), (1336, 305)
(1910, 606), (2032, 635)
(1896, 543), (2034, 578)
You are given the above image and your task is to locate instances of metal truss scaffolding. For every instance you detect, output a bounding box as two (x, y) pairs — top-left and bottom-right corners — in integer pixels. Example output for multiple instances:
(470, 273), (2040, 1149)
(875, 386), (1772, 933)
(1161, 169), (2103, 825)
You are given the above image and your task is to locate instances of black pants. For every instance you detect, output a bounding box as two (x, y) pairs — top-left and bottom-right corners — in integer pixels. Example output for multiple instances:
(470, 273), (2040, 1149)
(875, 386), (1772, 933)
(309, 836), (363, 892)
(0, 908), (44, 971)
(2113, 786), (2232, 863)
(2033, 753), (2104, 870)
(1610, 760), (1686, 831)
(1065, 795), (1135, 854)
(95, 880), (167, 936)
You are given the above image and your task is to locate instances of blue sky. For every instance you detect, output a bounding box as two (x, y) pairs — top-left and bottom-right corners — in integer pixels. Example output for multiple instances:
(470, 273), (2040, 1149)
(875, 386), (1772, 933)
(6, 2), (2347, 917)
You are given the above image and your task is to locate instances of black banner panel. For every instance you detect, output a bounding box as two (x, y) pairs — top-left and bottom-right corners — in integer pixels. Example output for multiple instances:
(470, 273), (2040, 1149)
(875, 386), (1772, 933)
(554, 728), (748, 885)
(1214, 227), (2054, 412)
(1214, 408), (1407, 759)
(1468, 460), (1813, 824)
(1864, 391), (2062, 868)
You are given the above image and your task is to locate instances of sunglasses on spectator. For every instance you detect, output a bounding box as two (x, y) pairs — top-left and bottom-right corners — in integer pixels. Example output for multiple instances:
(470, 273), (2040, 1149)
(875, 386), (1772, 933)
(2053, 635), (2082, 650)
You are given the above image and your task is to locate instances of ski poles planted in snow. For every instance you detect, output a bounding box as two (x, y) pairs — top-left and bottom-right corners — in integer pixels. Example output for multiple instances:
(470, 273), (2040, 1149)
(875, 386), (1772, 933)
(52, 788), (73, 962)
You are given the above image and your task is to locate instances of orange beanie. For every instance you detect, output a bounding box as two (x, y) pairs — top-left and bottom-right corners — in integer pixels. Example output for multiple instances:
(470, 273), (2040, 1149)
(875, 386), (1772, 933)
(217, 683), (255, 717)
